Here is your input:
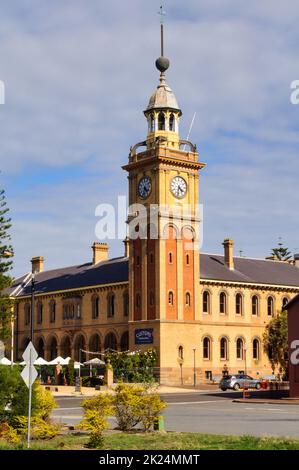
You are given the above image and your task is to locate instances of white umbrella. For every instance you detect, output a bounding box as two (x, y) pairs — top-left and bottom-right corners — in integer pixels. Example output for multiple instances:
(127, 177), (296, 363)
(0, 357), (11, 365)
(34, 357), (49, 366)
(48, 356), (68, 365)
(83, 358), (105, 366)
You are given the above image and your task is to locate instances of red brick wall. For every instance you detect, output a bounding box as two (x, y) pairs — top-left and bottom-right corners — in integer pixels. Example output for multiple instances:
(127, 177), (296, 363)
(165, 226), (178, 320)
(183, 227), (194, 321)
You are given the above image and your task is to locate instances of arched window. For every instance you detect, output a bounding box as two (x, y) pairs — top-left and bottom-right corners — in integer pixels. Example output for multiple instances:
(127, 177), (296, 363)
(61, 336), (71, 358)
(169, 252), (173, 263)
(168, 291), (174, 305)
(236, 338), (244, 359)
(252, 295), (259, 316)
(282, 297), (289, 309)
(186, 292), (191, 307)
(37, 302), (43, 324)
(158, 112), (165, 130)
(220, 337), (228, 360)
(123, 291), (129, 317)
(253, 338), (260, 360)
(235, 293), (243, 315)
(24, 303), (31, 326)
(203, 337), (211, 359)
(107, 293), (115, 318)
(136, 293), (141, 308)
(186, 254), (190, 265)
(203, 291), (210, 314)
(169, 113), (175, 131)
(74, 334), (86, 362)
(92, 296), (100, 319)
(219, 292), (227, 314)
(178, 345), (184, 360)
(49, 300), (56, 323)
(267, 296), (274, 316)
(89, 334), (101, 359)
(150, 113), (155, 132)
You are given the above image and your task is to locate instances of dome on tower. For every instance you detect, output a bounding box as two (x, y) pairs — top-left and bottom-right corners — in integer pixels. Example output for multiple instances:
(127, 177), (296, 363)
(146, 75), (181, 115)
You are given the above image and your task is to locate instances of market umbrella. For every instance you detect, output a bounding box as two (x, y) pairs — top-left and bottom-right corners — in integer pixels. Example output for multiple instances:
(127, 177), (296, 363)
(0, 357), (11, 365)
(83, 358), (105, 366)
(48, 356), (68, 365)
(34, 357), (49, 366)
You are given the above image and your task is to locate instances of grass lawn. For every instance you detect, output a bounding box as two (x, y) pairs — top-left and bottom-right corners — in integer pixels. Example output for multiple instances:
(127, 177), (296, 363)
(1, 431), (299, 450)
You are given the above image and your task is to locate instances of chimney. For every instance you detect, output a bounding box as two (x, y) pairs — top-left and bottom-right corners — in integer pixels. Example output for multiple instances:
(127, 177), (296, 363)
(92, 242), (109, 265)
(294, 254), (299, 268)
(123, 237), (129, 257)
(31, 256), (44, 274)
(223, 238), (234, 270)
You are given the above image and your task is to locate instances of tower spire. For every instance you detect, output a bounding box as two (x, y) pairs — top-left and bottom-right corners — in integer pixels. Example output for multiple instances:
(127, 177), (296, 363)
(156, 5), (169, 77)
(158, 5), (166, 56)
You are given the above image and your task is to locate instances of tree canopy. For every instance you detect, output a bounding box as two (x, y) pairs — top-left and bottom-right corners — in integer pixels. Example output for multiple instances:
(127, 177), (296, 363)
(271, 240), (292, 261)
(0, 188), (14, 342)
(263, 310), (288, 377)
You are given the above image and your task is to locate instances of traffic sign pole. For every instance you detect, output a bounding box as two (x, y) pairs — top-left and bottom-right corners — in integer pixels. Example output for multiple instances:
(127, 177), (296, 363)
(27, 348), (32, 448)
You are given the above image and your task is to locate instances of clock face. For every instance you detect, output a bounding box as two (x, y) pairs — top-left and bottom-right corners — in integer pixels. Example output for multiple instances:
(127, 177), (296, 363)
(170, 176), (187, 198)
(138, 176), (152, 199)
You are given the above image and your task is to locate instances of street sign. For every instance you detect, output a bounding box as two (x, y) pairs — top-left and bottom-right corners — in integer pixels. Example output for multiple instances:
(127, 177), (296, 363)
(22, 342), (38, 364)
(21, 364), (38, 388)
(20, 341), (38, 448)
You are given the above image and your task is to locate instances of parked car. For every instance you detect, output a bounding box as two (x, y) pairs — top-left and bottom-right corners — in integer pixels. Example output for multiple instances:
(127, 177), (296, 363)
(219, 374), (262, 391)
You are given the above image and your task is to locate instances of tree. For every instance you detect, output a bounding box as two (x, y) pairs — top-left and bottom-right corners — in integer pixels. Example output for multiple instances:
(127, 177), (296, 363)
(0, 188), (14, 342)
(271, 239), (292, 261)
(263, 310), (288, 377)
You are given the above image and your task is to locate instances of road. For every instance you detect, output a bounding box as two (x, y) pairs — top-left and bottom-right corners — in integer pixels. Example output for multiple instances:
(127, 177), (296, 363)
(52, 392), (299, 438)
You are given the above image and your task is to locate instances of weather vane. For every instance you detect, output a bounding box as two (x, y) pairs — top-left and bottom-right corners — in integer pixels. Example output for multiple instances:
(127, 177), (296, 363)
(158, 5), (166, 56)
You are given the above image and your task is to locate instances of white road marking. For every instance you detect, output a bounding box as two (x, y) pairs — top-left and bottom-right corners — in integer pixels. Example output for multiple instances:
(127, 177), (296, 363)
(168, 400), (227, 405)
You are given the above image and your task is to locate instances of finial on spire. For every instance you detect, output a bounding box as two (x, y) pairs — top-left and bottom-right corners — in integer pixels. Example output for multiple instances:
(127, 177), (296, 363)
(156, 5), (169, 74)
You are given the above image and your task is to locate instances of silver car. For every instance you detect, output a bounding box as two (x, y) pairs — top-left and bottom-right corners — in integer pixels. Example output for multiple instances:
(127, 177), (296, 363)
(219, 374), (262, 391)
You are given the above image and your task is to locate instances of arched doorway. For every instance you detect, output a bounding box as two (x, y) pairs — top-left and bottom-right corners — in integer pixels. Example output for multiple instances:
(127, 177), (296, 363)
(74, 334), (86, 362)
(120, 331), (129, 351)
(104, 332), (117, 351)
(89, 334), (101, 359)
(48, 336), (58, 360)
(36, 337), (45, 358)
(60, 336), (71, 358)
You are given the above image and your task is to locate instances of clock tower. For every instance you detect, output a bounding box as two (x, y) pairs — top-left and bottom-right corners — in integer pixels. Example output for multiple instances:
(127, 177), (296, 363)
(123, 23), (205, 384)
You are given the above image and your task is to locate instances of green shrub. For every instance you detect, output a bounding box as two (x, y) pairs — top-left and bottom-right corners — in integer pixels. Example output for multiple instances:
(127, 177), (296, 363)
(0, 365), (38, 422)
(13, 416), (60, 440)
(0, 421), (21, 444)
(113, 383), (166, 432)
(35, 384), (57, 421)
(78, 393), (112, 448)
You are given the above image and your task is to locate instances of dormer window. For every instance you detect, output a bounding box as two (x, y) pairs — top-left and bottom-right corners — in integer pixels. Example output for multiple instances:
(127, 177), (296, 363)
(158, 112), (165, 130)
(169, 113), (175, 131)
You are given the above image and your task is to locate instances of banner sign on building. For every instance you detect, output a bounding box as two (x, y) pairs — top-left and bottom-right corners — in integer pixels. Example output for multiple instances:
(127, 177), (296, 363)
(135, 328), (153, 344)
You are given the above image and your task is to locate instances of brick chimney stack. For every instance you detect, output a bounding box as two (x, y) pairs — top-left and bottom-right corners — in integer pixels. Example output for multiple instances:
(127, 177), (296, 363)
(223, 238), (234, 270)
(31, 256), (44, 274)
(92, 242), (109, 265)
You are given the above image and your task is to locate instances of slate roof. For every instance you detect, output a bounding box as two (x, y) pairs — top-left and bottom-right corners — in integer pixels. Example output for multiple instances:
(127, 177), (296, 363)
(7, 253), (299, 298)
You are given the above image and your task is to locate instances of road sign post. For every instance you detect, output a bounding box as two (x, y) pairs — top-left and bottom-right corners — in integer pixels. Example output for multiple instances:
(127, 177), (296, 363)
(21, 342), (38, 448)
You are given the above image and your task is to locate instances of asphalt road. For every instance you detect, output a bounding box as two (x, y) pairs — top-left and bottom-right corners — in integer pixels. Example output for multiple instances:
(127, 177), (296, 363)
(52, 392), (299, 438)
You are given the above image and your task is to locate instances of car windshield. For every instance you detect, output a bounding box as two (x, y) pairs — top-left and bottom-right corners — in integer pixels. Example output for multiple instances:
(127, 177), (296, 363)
(223, 375), (232, 379)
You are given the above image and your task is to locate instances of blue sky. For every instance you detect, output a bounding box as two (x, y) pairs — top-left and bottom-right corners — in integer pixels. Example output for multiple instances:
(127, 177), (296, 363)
(1, 0), (299, 277)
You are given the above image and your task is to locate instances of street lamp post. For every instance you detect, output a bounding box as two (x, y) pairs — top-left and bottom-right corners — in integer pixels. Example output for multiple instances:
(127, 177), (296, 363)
(193, 348), (196, 387)
(30, 273), (35, 343)
(10, 313), (15, 367)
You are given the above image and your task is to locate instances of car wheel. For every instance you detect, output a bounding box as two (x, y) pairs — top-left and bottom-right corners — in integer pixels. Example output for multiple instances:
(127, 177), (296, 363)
(256, 383), (261, 390)
(233, 383), (240, 391)
(220, 388), (227, 391)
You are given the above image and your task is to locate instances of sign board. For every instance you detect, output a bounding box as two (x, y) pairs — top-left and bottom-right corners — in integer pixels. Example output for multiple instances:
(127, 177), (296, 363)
(135, 328), (153, 345)
(21, 342), (38, 388)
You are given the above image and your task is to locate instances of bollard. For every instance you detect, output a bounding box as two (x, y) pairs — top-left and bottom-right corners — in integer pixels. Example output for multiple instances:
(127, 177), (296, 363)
(154, 415), (165, 431)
